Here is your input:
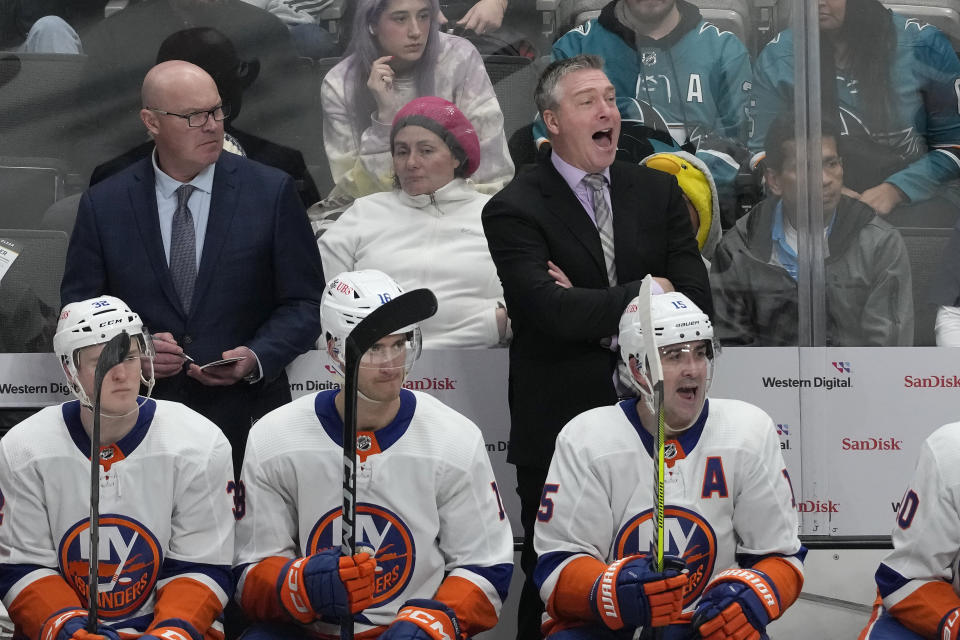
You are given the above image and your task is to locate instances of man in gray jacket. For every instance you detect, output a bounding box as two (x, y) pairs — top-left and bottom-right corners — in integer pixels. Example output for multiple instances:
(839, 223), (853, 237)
(710, 113), (913, 346)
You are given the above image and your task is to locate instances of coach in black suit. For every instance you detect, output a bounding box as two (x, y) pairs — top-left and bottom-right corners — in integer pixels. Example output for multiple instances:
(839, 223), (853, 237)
(482, 55), (712, 640)
(61, 60), (324, 475)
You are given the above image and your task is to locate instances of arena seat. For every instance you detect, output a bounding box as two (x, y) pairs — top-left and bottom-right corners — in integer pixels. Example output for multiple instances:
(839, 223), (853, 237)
(0, 228), (68, 314)
(484, 55), (539, 141)
(899, 226), (953, 346)
(885, 1), (960, 50)
(0, 158), (67, 230)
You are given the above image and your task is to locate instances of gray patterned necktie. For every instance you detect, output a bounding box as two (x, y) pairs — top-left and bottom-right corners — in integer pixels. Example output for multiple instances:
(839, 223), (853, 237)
(170, 184), (197, 313)
(582, 173), (618, 286)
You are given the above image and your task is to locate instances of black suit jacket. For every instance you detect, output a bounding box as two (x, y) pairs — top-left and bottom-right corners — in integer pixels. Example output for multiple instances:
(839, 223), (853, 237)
(482, 155), (713, 469)
(61, 152), (325, 470)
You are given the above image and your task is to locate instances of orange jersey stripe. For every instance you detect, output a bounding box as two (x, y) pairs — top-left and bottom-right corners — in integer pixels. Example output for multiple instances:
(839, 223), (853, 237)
(8, 574), (83, 640)
(239, 557), (290, 623)
(752, 556), (804, 617)
(546, 556), (606, 623)
(148, 576), (224, 636)
(434, 575), (498, 636)
(887, 581), (960, 638)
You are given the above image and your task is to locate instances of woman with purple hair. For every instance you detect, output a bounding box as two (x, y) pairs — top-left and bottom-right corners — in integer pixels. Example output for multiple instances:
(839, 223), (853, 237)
(320, 0), (513, 201)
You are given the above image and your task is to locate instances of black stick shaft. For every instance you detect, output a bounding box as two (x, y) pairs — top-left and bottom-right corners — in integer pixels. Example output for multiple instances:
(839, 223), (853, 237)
(87, 332), (130, 632)
(338, 289), (437, 640)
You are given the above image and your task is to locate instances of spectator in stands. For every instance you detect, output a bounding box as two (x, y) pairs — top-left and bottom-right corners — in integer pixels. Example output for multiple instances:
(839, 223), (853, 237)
(239, 0), (340, 58)
(750, 0), (960, 226)
(321, 0), (513, 202)
(1, 12), (80, 53)
(711, 113), (914, 346)
(319, 97), (508, 348)
(0, 0), (110, 53)
(532, 0), (753, 228)
(89, 27), (320, 208)
(439, 0), (509, 35)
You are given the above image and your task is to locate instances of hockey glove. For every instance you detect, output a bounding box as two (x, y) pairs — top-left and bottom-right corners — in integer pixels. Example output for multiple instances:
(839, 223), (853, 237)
(940, 607), (960, 639)
(589, 554), (687, 630)
(277, 549), (376, 623)
(380, 599), (466, 640)
(691, 568), (781, 640)
(140, 618), (202, 640)
(41, 609), (122, 640)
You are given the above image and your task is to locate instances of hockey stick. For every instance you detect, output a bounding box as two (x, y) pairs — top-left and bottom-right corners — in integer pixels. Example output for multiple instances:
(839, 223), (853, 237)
(87, 331), (131, 632)
(340, 288), (438, 640)
(637, 276), (666, 640)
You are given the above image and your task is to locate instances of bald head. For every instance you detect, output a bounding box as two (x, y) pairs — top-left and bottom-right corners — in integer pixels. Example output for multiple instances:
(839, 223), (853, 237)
(141, 60), (217, 108)
(140, 60), (225, 182)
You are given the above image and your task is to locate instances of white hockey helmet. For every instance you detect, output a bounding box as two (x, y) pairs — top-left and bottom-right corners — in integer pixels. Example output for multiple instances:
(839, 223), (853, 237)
(320, 269), (422, 376)
(54, 296), (156, 407)
(618, 292), (717, 424)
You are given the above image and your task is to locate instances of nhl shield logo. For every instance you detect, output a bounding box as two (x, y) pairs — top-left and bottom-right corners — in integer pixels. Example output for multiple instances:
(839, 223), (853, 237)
(100, 448), (115, 461)
(357, 435), (373, 451)
(308, 503), (415, 606)
(641, 50), (657, 66)
(58, 515), (163, 618)
(664, 443), (677, 460)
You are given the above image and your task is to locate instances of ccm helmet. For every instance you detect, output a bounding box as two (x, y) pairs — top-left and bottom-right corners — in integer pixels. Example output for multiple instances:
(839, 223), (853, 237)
(320, 270), (422, 376)
(53, 296), (155, 406)
(618, 291), (716, 425)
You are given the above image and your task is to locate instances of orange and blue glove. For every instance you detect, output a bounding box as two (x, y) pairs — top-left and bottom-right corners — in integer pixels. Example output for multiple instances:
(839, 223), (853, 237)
(277, 549), (376, 623)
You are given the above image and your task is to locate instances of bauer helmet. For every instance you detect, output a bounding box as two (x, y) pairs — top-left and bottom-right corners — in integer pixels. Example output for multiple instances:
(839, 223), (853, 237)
(618, 291), (716, 428)
(54, 296), (156, 407)
(320, 269), (422, 377)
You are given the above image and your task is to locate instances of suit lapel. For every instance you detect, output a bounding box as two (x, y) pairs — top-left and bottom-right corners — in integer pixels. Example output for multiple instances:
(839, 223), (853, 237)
(192, 154), (239, 311)
(129, 159), (184, 315)
(538, 159), (606, 276)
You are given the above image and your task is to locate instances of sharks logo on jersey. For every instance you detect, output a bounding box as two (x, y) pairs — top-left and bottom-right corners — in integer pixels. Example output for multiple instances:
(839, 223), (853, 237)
(307, 503), (415, 606)
(613, 506), (717, 605)
(58, 515), (162, 618)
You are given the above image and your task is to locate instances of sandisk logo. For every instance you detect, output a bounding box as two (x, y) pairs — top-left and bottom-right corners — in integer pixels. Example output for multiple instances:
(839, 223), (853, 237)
(403, 377), (457, 391)
(841, 437), (902, 451)
(797, 500), (839, 513)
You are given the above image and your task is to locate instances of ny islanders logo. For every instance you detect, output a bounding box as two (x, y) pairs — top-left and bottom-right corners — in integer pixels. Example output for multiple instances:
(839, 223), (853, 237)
(58, 515), (162, 617)
(614, 507), (717, 605)
(307, 504), (414, 606)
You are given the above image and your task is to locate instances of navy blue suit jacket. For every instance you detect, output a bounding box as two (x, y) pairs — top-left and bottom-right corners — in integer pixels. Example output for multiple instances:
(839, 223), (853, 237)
(61, 152), (324, 458)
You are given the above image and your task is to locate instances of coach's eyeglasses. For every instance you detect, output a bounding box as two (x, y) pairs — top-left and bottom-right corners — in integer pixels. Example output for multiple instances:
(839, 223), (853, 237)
(146, 104), (230, 127)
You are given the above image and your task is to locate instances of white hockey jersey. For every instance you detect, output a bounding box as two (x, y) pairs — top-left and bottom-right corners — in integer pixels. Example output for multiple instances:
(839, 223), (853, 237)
(234, 389), (514, 638)
(0, 399), (235, 640)
(534, 398), (804, 630)
(867, 421), (960, 638)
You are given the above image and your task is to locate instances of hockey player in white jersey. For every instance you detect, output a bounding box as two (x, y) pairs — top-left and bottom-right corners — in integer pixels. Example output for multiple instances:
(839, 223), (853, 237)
(859, 422), (960, 639)
(533, 292), (804, 640)
(233, 269), (513, 640)
(0, 296), (235, 640)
